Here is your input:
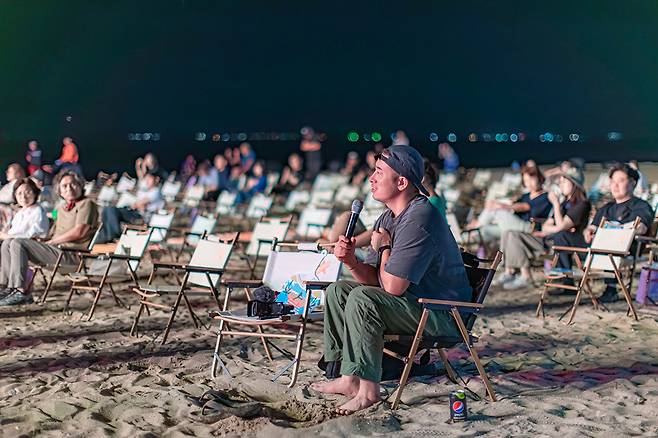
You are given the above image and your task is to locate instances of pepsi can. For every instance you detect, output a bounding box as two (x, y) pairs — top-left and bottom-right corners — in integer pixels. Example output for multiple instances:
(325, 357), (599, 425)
(449, 390), (467, 421)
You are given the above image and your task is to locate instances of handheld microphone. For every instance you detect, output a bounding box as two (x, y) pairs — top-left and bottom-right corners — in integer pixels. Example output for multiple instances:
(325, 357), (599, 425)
(344, 199), (363, 239)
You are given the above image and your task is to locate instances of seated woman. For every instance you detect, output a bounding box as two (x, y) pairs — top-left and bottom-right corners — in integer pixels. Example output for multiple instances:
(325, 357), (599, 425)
(498, 168), (591, 290)
(271, 153), (304, 195)
(235, 161), (267, 204)
(97, 172), (164, 243)
(0, 171), (99, 306)
(0, 164), (27, 232)
(0, 178), (50, 241)
(468, 165), (552, 243)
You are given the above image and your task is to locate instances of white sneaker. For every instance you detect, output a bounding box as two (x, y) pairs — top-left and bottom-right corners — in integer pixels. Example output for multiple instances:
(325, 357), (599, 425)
(503, 276), (533, 290)
(492, 273), (515, 286)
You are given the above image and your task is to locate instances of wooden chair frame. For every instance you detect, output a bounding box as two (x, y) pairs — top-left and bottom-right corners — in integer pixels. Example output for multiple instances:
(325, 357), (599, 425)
(32, 221), (104, 304)
(63, 228), (154, 321)
(538, 217), (641, 324)
(210, 240), (337, 387)
(129, 232), (238, 345)
(384, 251), (502, 409)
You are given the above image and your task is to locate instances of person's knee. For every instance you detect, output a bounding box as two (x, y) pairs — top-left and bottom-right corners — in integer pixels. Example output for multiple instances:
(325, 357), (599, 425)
(326, 280), (352, 303)
(345, 286), (379, 311)
(552, 230), (569, 245)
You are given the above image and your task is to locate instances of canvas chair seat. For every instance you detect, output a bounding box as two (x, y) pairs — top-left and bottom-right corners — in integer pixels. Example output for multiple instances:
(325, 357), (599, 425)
(210, 309), (324, 325)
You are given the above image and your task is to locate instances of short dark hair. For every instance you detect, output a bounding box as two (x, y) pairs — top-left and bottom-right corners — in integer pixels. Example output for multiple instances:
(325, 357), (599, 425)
(521, 164), (545, 186)
(608, 163), (639, 187)
(13, 177), (41, 201)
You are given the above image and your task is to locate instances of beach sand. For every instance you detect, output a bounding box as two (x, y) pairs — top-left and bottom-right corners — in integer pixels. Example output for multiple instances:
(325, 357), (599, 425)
(2, 262), (658, 437)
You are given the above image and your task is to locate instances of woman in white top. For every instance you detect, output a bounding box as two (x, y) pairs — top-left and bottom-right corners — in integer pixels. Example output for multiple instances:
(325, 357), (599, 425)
(0, 178), (49, 240)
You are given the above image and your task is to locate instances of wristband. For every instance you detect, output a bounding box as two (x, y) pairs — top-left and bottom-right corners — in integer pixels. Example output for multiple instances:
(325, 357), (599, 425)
(378, 244), (391, 254)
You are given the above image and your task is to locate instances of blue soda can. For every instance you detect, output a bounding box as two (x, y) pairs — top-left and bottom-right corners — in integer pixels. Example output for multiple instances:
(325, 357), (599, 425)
(449, 390), (468, 421)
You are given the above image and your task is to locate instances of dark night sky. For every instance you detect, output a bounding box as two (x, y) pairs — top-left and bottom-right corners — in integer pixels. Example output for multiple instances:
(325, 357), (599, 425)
(1, 1), (657, 174)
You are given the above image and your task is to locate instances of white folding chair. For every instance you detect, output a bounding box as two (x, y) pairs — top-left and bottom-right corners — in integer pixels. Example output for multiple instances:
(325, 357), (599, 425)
(116, 192), (137, 209)
(64, 227), (154, 321)
(210, 240), (341, 386)
(284, 189), (311, 212)
(216, 191), (238, 216)
(334, 185), (360, 206)
(97, 186), (118, 206)
(183, 185), (205, 207)
(540, 218), (641, 324)
(244, 217), (292, 277)
(296, 206), (333, 239)
(246, 193), (273, 219)
(116, 174), (136, 193)
(161, 180), (182, 203)
(131, 233), (238, 344)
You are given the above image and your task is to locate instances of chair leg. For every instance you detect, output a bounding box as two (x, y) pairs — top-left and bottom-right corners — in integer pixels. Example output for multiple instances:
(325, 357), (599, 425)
(451, 308), (497, 402)
(437, 348), (458, 383)
(536, 284), (548, 318)
(130, 302), (146, 336)
(609, 255), (638, 321)
(287, 322), (307, 388)
(162, 277), (189, 345)
(87, 286), (104, 321)
(39, 253), (63, 304)
(63, 282), (77, 315)
(391, 309), (430, 410)
(566, 257), (593, 325)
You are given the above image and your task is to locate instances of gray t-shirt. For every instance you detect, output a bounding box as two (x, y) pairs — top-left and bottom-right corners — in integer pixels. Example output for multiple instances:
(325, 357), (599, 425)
(374, 195), (471, 303)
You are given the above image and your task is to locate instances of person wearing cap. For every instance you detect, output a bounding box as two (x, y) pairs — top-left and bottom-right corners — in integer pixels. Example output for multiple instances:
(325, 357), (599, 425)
(584, 163), (654, 302)
(499, 167), (592, 290)
(312, 145), (471, 414)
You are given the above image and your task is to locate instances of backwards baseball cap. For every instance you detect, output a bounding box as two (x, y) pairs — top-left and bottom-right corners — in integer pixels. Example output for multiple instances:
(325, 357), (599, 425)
(375, 144), (429, 196)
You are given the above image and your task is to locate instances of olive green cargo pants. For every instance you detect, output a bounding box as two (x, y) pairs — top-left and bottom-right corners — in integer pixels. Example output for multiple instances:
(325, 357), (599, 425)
(323, 280), (460, 382)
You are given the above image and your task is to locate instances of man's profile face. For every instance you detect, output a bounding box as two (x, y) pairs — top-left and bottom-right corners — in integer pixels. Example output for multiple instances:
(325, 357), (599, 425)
(369, 159), (401, 202)
(609, 170), (633, 201)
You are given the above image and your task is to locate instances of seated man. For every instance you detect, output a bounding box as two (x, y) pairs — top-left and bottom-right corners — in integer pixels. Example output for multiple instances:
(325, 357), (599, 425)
(584, 163), (654, 302)
(97, 171), (164, 243)
(311, 145), (471, 414)
(0, 170), (99, 305)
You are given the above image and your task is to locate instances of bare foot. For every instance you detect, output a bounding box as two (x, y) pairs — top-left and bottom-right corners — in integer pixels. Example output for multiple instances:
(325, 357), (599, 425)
(335, 393), (381, 415)
(310, 376), (359, 397)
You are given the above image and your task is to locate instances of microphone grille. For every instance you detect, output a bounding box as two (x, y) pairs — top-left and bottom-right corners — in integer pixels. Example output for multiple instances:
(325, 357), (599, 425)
(351, 199), (363, 214)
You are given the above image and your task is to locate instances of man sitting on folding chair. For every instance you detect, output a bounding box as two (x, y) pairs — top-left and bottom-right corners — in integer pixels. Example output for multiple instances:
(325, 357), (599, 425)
(311, 145), (472, 414)
(583, 163), (653, 303)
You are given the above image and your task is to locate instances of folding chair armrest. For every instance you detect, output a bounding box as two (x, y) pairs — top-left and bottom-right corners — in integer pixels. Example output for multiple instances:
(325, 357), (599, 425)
(636, 235), (658, 244)
(58, 246), (91, 254)
(551, 245), (588, 254)
(80, 252), (111, 259)
(222, 279), (263, 288)
(153, 261), (187, 270)
(108, 253), (142, 261)
(167, 225), (190, 233)
(587, 248), (629, 257)
(123, 224), (148, 232)
(417, 298), (484, 309)
(304, 280), (333, 290)
(461, 226), (480, 234)
(185, 265), (224, 275)
(149, 225), (170, 231)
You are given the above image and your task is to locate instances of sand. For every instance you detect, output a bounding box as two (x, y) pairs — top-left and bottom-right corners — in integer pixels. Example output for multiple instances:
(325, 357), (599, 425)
(2, 260), (658, 437)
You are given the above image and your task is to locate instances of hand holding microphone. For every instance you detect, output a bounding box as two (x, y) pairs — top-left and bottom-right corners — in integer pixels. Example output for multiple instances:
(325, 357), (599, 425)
(334, 199), (363, 268)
